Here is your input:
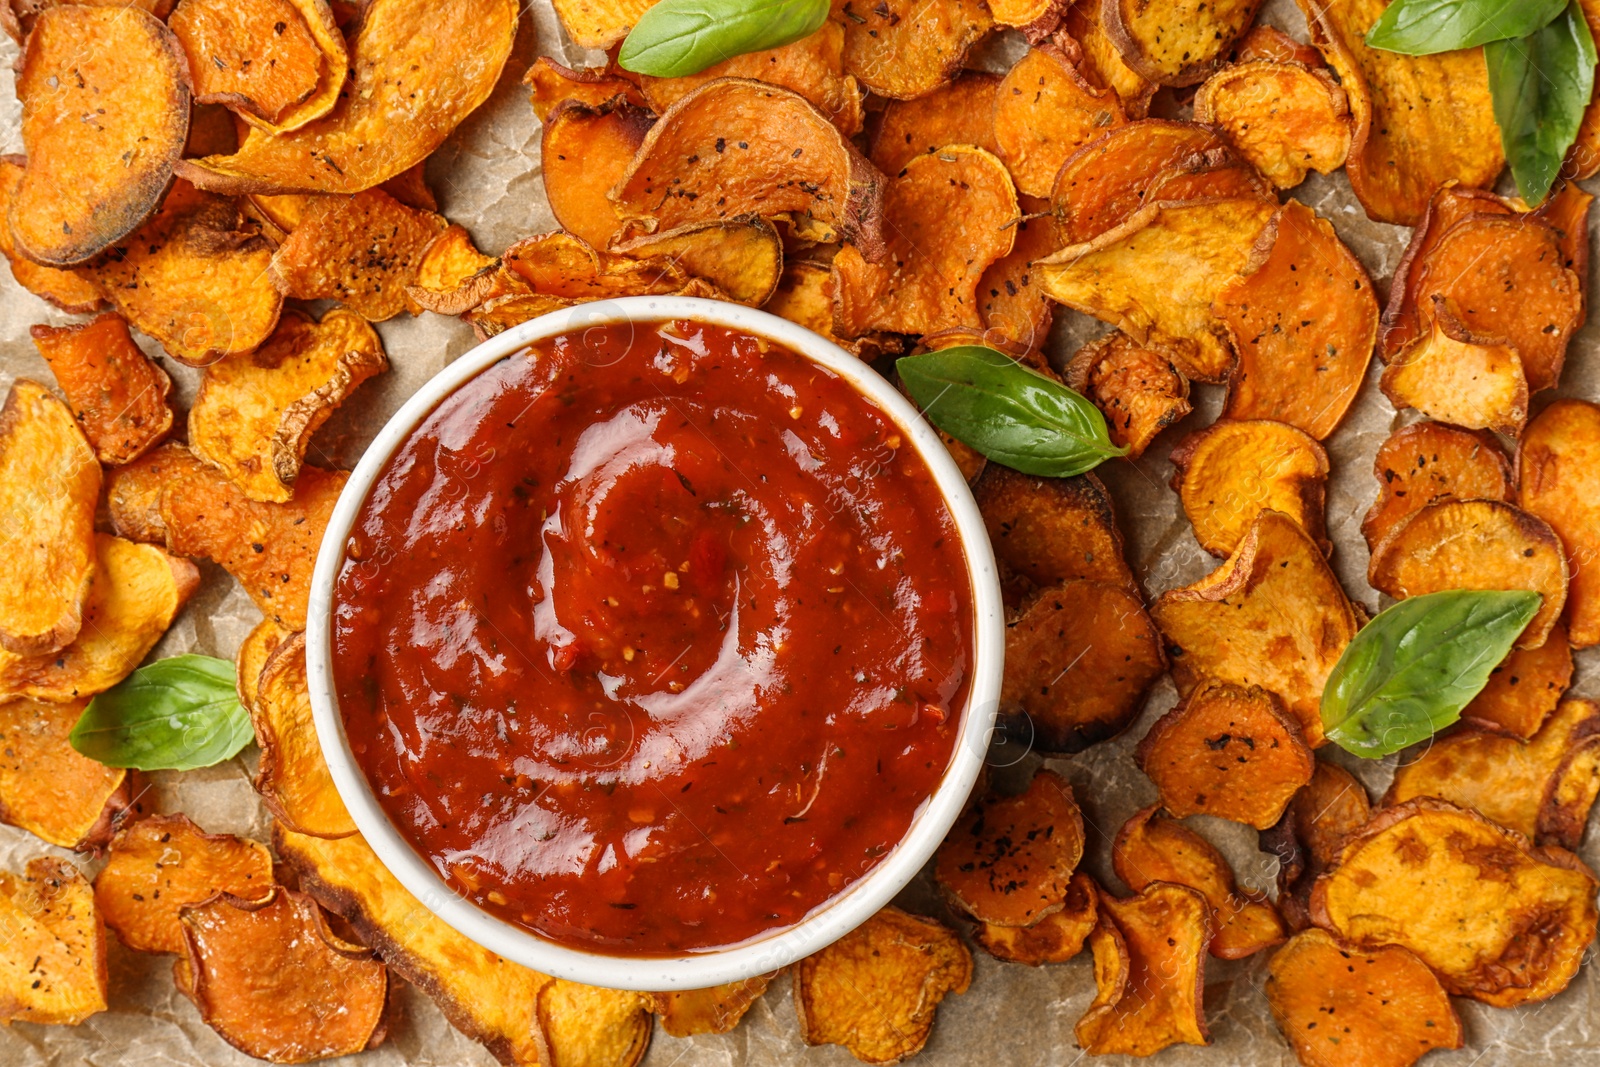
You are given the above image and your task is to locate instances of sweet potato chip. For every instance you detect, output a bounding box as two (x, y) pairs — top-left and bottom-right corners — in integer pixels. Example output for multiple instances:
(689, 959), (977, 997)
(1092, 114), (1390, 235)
(170, 0), (345, 132)
(976, 203), (1059, 354)
(869, 73), (1000, 175)
(1037, 196), (1278, 382)
(253, 633), (356, 838)
(467, 294), (581, 341)
(1170, 419), (1329, 559)
(1235, 24), (1325, 67)
(972, 871), (1098, 965)
(612, 217), (784, 306)
(986, 0), (1064, 36)
(95, 813), (273, 955)
(1310, 799), (1598, 1006)
(833, 146), (1017, 336)
(0, 380), (99, 655)
(1113, 805), (1285, 959)
(1367, 499), (1567, 650)
(1462, 621), (1573, 740)
(404, 225), (502, 315)
(270, 189), (448, 321)
(646, 974), (773, 1038)
(1380, 302), (1529, 437)
(1001, 578), (1165, 753)
(840, 0), (992, 101)
(973, 465), (1137, 602)
(551, 0), (652, 48)
(1263, 761), (1371, 931)
(535, 981), (651, 1067)
(180, 887), (387, 1062)
(526, 57), (645, 121)
(1062, 331), (1191, 458)
(0, 158), (104, 312)
(504, 231), (693, 299)
(1137, 680), (1315, 826)
(237, 620), (294, 716)
(178, 0), (517, 194)
(1213, 200), (1378, 439)
(30, 314), (172, 466)
(2, 0), (176, 42)
(1294, 0), (1502, 225)
(1104, 0), (1260, 86)
(1060, 0), (1156, 117)
(1193, 61), (1350, 189)
(1361, 421), (1512, 555)
(1519, 398), (1600, 647)
(767, 259), (900, 359)
(190, 308), (386, 503)
(935, 769), (1085, 926)
(795, 906), (972, 1064)
(0, 857), (107, 1026)
(1075, 883), (1210, 1056)
(543, 98), (654, 251)
(10, 5), (189, 266)
(612, 79), (886, 256)
(1153, 510), (1359, 740)
(275, 826), (552, 1066)
(104, 441), (208, 544)
(994, 44), (1125, 199)
(0, 698), (127, 852)
(1265, 928), (1463, 1067)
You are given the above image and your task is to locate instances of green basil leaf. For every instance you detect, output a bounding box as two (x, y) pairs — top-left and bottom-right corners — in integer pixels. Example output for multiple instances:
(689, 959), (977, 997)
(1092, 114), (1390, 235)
(1486, 2), (1597, 206)
(70, 654), (255, 771)
(896, 347), (1127, 478)
(1322, 589), (1542, 758)
(618, 0), (831, 78)
(1366, 0), (1566, 54)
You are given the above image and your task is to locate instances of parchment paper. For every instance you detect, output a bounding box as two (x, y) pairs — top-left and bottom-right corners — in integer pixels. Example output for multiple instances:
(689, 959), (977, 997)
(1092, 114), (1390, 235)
(1, 1), (1596, 1064)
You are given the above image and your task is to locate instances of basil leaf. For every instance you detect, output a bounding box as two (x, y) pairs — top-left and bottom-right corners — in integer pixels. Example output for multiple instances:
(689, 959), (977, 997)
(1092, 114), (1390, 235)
(1486, 2), (1597, 206)
(1366, 0), (1566, 54)
(70, 654), (255, 771)
(1322, 589), (1542, 758)
(897, 347), (1127, 478)
(618, 0), (831, 78)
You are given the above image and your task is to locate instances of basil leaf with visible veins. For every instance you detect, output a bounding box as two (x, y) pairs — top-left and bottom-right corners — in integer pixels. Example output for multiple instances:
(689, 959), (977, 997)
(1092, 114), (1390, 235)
(1486, 2), (1597, 205)
(1366, 0), (1566, 54)
(618, 0), (831, 78)
(70, 654), (254, 771)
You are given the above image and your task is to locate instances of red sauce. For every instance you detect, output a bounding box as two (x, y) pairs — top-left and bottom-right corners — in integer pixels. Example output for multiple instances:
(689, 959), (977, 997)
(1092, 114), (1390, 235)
(332, 320), (973, 954)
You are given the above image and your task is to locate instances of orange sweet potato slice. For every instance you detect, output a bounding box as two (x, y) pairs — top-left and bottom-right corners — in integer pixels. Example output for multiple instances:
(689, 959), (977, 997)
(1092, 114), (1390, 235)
(1361, 421), (1513, 555)
(105, 441), (210, 545)
(994, 43), (1125, 199)
(1060, 0), (1156, 117)
(1380, 300), (1529, 437)
(1193, 60), (1350, 188)
(467, 294), (582, 342)
(869, 72), (1001, 175)
(1265, 928), (1464, 1067)
(0, 380), (99, 655)
(972, 465), (1137, 602)
(525, 57), (645, 121)
(502, 231), (695, 299)
(0, 698), (128, 852)
(1001, 578), (1165, 754)
(839, 0), (993, 101)
(95, 813), (273, 955)
(977, 204), (1060, 354)
(254, 633), (357, 838)
(1519, 398), (1600, 648)
(1235, 25), (1325, 67)
(1062, 331), (1191, 459)
(987, 0), (1065, 36)
(833, 145), (1017, 337)
(1310, 799), (1598, 1007)
(30, 313), (172, 466)
(1367, 499), (1568, 650)
(1170, 418), (1329, 558)
(1152, 510), (1359, 740)
(935, 769), (1084, 926)
(1213, 199), (1378, 439)
(646, 974), (773, 1037)
(543, 97), (655, 250)
(1114, 805), (1285, 959)
(972, 870), (1098, 965)
(1076, 883), (1210, 1056)
(766, 259), (898, 359)
(795, 906), (972, 1064)
(180, 887), (388, 1061)
(611, 217), (784, 306)
(169, 0), (338, 127)
(1104, 0), (1261, 86)
(10, 5), (189, 267)
(550, 0), (652, 48)
(1462, 620), (1573, 740)
(535, 981), (651, 1067)
(0, 157), (104, 312)
(0, 857), (108, 1025)
(1262, 761), (1371, 932)
(2, 0), (176, 43)
(237, 618), (294, 716)
(403, 225), (502, 316)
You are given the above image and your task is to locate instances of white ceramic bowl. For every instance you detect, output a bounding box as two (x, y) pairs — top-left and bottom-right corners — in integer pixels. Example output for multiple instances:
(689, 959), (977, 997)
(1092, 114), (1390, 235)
(305, 296), (1004, 991)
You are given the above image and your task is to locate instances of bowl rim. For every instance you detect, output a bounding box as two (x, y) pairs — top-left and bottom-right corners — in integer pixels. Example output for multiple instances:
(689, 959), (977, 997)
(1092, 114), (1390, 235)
(305, 295), (1004, 991)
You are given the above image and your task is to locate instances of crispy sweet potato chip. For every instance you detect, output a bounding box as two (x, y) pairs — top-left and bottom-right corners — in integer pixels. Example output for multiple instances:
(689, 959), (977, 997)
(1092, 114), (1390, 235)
(1263, 761), (1371, 931)
(0, 698), (127, 852)
(1361, 422), (1512, 555)
(1104, 0), (1260, 86)
(612, 217), (783, 306)
(795, 906), (972, 1064)
(10, 6), (189, 267)
(1464, 621), (1573, 739)
(1266, 928), (1463, 1067)
(1213, 200), (1378, 439)
(977, 204), (1059, 354)
(180, 887), (387, 1062)
(535, 981), (651, 1067)
(1001, 578), (1165, 753)
(994, 44), (1125, 199)
(1076, 883), (1210, 1056)
(551, 0), (652, 48)
(986, 0), (1064, 36)
(526, 57), (645, 121)
(766, 259), (900, 359)
(1060, 0), (1155, 117)
(170, 0), (344, 131)
(254, 633), (356, 838)
(611, 79), (886, 256)
(30, 314), (172, 466)
(1367, 499), (1567, 650)
(1114, 805), (1284, 959)
(2, 0), (176, 43)
(1235, 24), (1325, 66)
(973, 871), (1098, 965)
(276, 826), (552, 1066)
(1381, 302), (1529, 437)
(190, 309), (386, 502)
(1063, 331), (1191, 458)
(105, 441), (209, 544)
(543, 98), (654, 251)
(467, 294), (581, 341)
(840, 0), (992, 101)
(1137, 680), (1315, 825)
(869, 73), (1000, 175)
(1294, 0), (1502, 225)
(973, 465), (1137, 602)
(270, 189), (448, 321)
(646, 975), (773, 1038)
(0, 158), (104, 312)
(1193, 61), (1350, 188)
(0, 380), (99, 655)
(179, 0), (517, 194)
(504, 231), (692, 299)
(0, 857), (107, 1026)
(833, 146), (1016, 336)
(0, 534), (197, 703)
(237, 618), (294, 714)
(1170, 419), (1329, 559)
(1037, 197), (1278, 382)
(95, 813), (273, 955)
(404, 225), (502, 315)
(1311, 799), (1598, 1006)
(1519, 398), (1600, 648)
(935, 769), (1085, 926)
(1153, 510), (1359, 740)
